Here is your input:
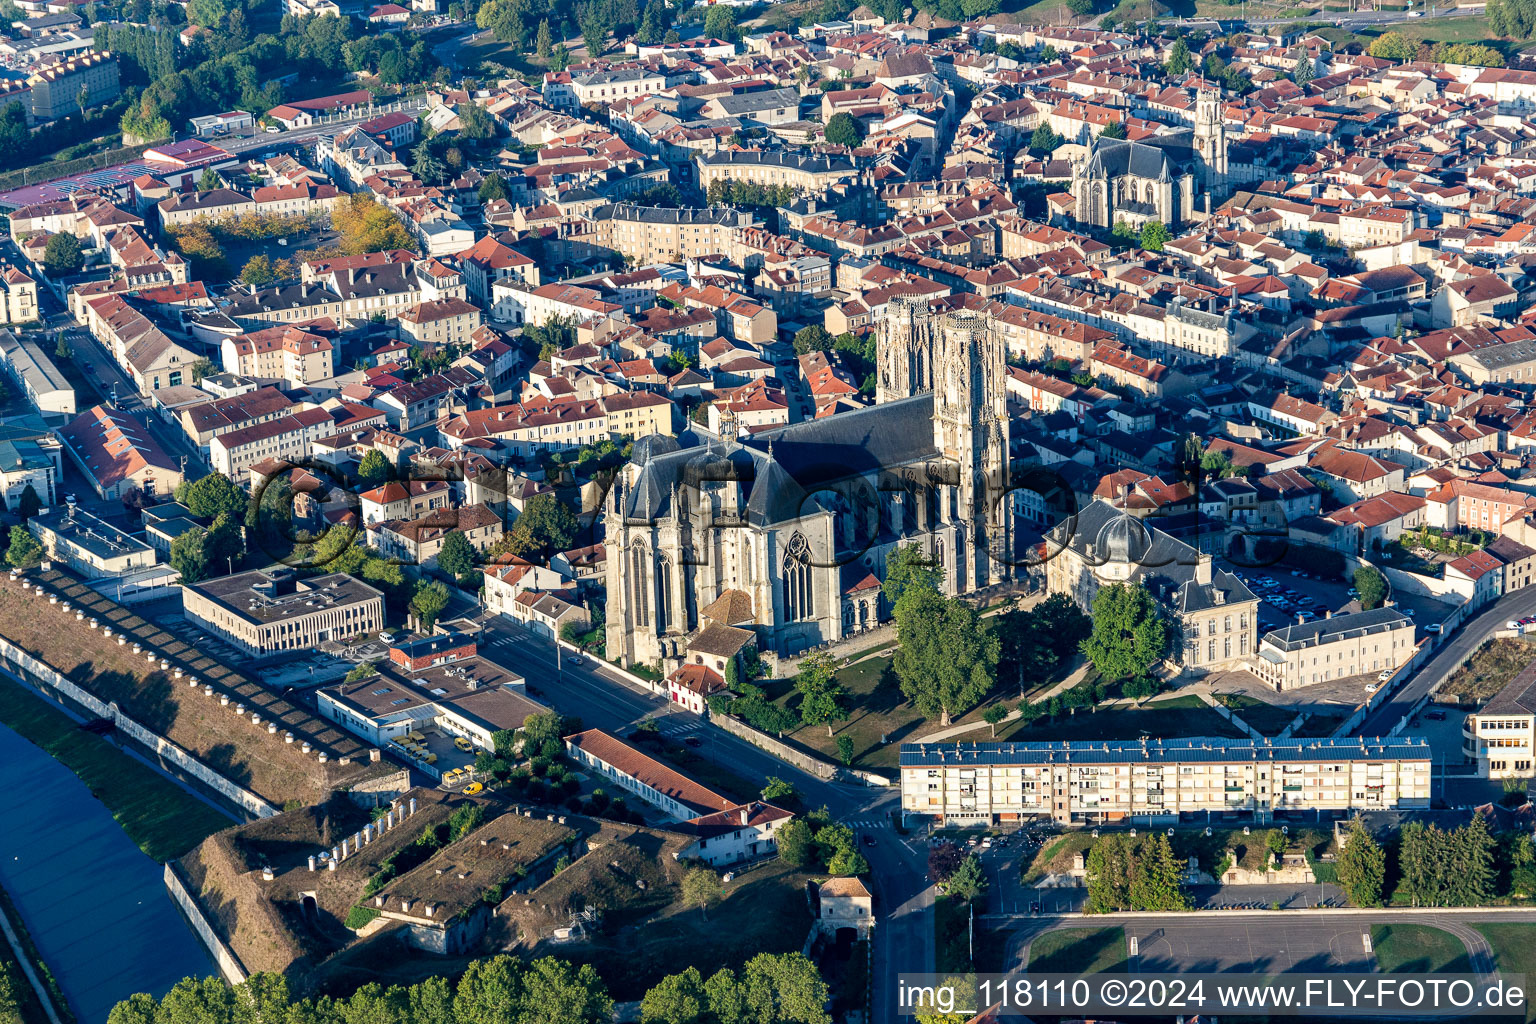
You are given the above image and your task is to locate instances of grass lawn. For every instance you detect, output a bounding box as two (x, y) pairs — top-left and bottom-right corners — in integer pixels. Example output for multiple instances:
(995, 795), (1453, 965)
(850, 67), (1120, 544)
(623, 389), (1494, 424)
(560, 860), (816, 1000)
(1027, 927), (1127, 974)
(766, 655), (1026, 773)
(0, 677), (233, 862)
(1293, 713), (1348, 738)
(1217, 694), (1301, 736)
(1371, 925), (1472, 974)
(997, 694), (1247, 744)
(1476, 924), (1536, 1019)
(1021, 832), (1094, 885)
(1443, 638), (1536, 703)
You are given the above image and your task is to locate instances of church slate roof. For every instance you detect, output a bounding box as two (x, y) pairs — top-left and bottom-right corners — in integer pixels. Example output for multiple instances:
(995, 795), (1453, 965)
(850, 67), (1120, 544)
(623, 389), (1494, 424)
(620, 393), (941, 528)
(1086, 137), (1178, 182)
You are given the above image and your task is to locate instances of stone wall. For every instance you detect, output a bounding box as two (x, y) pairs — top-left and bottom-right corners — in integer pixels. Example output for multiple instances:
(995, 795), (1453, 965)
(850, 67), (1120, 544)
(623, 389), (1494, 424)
(707, 711), (838, 780)
(163, 863), (248, 985)
(0, 635), (279, 819)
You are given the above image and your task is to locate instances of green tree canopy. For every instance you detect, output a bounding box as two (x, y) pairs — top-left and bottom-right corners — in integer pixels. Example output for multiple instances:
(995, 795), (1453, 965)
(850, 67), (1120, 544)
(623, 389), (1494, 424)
(702, 2), (737, 41)
(882, 542), (943, 607)
(893, 587), (999, 724)
(437, 529), (477, 579)
(43, 232), (82, 276)
(1368, 31), (1415, 61)
(358, 449), (392, 486)
(176, 472), (247, 521)
(1139, 220), (1171, 252)
(1165, 37), (1192, 75)
(1354, 566), (1387, 610)
(1079, 583), (1169, 681)
(824, 111), (865, 147)
(792, 323), (833, 354)
(410, 579), (451, 631)
(5, 524), (40, 569)
(1337, 819), (1385, 907)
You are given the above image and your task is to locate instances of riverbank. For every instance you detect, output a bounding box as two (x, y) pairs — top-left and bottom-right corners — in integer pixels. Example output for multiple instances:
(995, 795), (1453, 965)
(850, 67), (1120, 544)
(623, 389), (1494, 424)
(0, 884), (68, 1024)
(0, 675), (232, 862)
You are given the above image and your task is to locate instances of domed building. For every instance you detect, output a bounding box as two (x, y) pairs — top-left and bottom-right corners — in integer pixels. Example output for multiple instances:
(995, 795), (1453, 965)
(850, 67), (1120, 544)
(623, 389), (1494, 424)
(605, 298), (1017, 670)
(1045, 499), (1259, 673)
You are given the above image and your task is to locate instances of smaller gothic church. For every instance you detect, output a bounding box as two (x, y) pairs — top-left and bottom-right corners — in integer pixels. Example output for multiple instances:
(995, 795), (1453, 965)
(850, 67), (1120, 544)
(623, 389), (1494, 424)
(1070, 88), (1228, 231)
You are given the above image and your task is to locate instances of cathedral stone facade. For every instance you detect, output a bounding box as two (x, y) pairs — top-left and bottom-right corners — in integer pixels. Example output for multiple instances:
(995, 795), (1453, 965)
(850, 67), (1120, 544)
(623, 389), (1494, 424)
(605, 297), (1016, 670)
(1071, 89), (1228, 231)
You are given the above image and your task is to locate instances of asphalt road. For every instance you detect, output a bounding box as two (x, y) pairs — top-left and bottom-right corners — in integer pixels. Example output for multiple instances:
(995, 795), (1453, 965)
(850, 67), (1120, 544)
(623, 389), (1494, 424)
(1352, 585), (1536, 738)
(471, 613), (933, 1019)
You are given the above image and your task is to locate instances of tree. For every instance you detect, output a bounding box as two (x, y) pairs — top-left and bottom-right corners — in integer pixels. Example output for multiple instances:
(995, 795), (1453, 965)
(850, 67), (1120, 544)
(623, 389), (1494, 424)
(944, 853), (987, 902)
(1354, 566), (1387, 610)
(1100, 120), (1127, 140)
(496, 493), (577, 559)
(1128, 833), (1189, 911)
(882, 542), (943, 606)
(1292, 52), (1315, 86)
(792, 323), (833, 354)
(1029, 122), (1062, 154)
(170, 526), (211, 583)
(15, 484), (39, 521)
(928, 841), (964, 883)
(176, 472), (247, 521)
(42, 232), (82, 276)
(204, 512), (243, 576)
(894, 588), (998, 724)
(824, 111), (864, 147)
(550, 43), (570, 71)
(333, 193), (418, 255)
(795, 651), (846, 736)
(1368, 31), (1415, 61)
(1337, 819), (1385, 908)
(240, 253), (279, 286)
(1454, 812), (1497, 906)
(1086, 835), (1134, 912)
(196, 167), (222, 191)
(358, 450), (391, 486)
(776, 818), (814, 867)
(580, 10), (607, 56)
(412, 145), (447, 185)
(437, 529), (477, 580)
(1139, 220), (1171, 252)
(826, 845), (869, 876)
(189, 357), (215, 384)
(5, 525), (40, 569)
(981, 703), (1009, 737)
(702, 2), (737, 41)
(835, 735), (854, 765)
(640, 968), (706, 1024)
(681, 867), (721, 919)
(410, 579), (451, 631)
(535, 18), (553, 56)
(740, 953), (830, 1024)
(522, 710), (565, 753)
(478, 172), (508, 204)
(1079, 583), (1169, 682)
(761, 776), (797, 802)
(1165, 37), (1192, 75)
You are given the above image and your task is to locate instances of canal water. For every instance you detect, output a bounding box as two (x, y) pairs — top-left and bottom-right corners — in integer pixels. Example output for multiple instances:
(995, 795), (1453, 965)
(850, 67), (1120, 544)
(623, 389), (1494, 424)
(0, 722), (214, 1023)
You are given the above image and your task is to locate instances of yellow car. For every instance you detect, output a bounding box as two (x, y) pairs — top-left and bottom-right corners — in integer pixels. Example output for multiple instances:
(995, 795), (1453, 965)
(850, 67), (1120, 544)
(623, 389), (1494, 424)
(454, 737), (472, 752)
(442, 768), (463, 782)
(463, 782), (483, 795)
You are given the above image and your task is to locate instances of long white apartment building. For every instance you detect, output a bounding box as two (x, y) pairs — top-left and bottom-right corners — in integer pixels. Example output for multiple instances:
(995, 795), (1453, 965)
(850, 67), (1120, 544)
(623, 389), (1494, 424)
(901, 737), (1432, 826)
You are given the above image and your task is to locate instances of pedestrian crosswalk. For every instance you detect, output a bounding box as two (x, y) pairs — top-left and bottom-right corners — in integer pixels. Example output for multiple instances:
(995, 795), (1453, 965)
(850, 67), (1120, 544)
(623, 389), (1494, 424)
(845, 817), (893, 830)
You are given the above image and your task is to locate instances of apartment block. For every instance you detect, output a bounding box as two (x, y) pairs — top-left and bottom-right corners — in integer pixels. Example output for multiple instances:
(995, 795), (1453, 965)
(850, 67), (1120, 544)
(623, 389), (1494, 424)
(901, 737), (1432, 826)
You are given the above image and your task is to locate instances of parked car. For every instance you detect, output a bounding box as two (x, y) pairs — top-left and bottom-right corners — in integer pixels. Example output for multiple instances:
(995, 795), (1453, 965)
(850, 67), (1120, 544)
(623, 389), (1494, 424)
(1377, 670), (1392, 682)
(1425, 623), (1443, 634)
(1365, 683), (1379, 693)
(1427, 710), (1447, 721)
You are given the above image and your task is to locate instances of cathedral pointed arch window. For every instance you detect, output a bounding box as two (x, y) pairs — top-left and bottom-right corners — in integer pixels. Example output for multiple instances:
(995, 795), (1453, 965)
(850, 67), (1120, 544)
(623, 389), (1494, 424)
(656, 553), (675, 634)
(629, 540), (651, 631)
(782, 531), (814, 622)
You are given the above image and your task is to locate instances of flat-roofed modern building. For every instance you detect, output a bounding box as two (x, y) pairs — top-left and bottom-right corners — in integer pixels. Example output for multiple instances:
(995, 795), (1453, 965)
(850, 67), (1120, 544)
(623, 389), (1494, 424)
(1250, 607), (1416, 692)
(317, 655), (534, 755)
(182, 567), (384, 656)
(0, 328), (72, 415)
(28, 502), (157, 578)
(900, 737), (1433, 826)
(1464, 660), (1536, 779)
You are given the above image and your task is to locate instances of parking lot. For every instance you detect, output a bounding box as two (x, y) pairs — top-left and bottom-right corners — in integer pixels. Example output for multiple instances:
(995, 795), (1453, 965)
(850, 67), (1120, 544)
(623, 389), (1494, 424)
(1219, 562), (1360, 634)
